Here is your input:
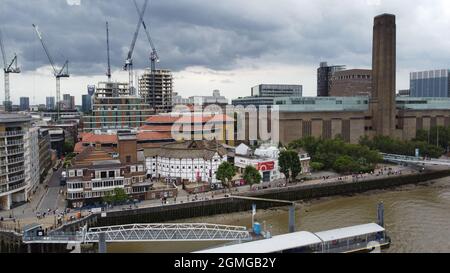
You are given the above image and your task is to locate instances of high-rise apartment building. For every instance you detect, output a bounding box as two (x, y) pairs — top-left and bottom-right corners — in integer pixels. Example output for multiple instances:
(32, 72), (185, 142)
(46, 97), (55, 110)
(0, 114), (33, 210)
(62, 94), (75, 110)
(139, 69), (173, 113)
(317, 62), (346, 97)
(19, 97), (30, 111)
(410, 69), (450, 97)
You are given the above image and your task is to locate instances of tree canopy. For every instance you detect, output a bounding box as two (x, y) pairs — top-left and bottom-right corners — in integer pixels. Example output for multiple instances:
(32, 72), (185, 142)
(360, 135), (444, 158)
(278, 150), (301, 183)
(103, 188), (129, 205)
(243, 165), (262, 186)
(216, 162), (236, 190)
(289, 137), (382, 174)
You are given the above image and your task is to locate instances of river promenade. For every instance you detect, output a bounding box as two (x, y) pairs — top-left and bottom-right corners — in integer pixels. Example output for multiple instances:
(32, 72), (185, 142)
(0, 163), (445, 233)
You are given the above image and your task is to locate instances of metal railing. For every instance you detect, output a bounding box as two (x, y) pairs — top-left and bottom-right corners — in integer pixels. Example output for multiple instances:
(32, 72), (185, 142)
(22, 223), (252, 244)
(0, 131), (25, 138)
(0, 157), (25, 166)
(0, 149), (24, 157)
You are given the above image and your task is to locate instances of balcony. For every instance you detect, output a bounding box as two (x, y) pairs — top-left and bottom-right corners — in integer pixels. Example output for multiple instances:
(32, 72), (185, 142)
(0, 182), (26, 195)
(0, 131), (25, 138)
(0, 148), (25, 157)
(8, 174), (25, 184)
(0, 157), (25, 166)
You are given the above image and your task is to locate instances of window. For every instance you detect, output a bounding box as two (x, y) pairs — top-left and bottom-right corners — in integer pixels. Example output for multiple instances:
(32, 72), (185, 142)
(77, 170), (83, 177)
(101, 172), (107, 178)
(109, 171), (115, 178)
(138, 165), (143, 172)
(131, 166), (136, 173)
(126, 156), (131, 163)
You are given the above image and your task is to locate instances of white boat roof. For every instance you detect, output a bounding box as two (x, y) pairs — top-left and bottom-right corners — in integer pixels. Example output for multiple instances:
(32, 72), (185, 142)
(194, 231), (322, 253)
(195, 223), (385, 253)
(315, 223), (385, 242)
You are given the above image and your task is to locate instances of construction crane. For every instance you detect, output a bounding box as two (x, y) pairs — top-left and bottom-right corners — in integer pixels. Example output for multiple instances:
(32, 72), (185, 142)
(0, 28), (20, 112)
(106, 22), (112, 81)
(133, 0), (160, 109)
(123, 0), (148, 96)
(32, 24), (69, 122)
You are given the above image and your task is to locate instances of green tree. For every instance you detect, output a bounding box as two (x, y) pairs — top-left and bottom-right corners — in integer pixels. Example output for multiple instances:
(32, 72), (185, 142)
(310, 162), (324, 171)
(333, 155), (360, 174)
(216, 162), (236, 192)
(63, 140), (75, 155)
(113, 188), (129, 204)
(279, 150), (301, 183)
(102, 188), (129, 205)
(243, 165), (262, 186)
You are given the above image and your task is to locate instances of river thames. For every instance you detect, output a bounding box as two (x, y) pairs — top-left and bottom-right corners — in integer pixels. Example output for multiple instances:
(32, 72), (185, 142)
(107, 176), (450, 253)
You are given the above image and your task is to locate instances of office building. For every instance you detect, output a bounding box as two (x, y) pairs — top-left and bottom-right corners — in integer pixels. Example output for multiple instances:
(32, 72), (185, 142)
(233, 84), (303, 108)
(46, 97), (55, 111)
(19, 97), (30, 111)
(410, 69), (450, 97)
(317, 62), (346, 97)
(329, 69), (372, 97)
(82, 94), (92, 114)
(251, 84), (302, 97)
(139, 69), (173, 113)
(62, 94), (75, 110)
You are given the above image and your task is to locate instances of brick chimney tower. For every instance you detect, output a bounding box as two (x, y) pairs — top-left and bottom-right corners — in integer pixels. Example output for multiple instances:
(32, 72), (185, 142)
(371, 14), (397, 137)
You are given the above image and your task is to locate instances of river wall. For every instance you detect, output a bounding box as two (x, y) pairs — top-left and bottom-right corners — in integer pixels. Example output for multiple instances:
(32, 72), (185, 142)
(3, 168), (450, 250)
(90, 169), (450, 228)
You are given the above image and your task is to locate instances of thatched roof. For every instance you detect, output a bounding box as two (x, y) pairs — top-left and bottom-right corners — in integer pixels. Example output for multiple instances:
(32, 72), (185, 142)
(144, 140), (227, 160)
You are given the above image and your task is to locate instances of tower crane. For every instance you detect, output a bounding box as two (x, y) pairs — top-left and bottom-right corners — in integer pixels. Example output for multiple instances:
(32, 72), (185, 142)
(32, 24), (69, 122)
(0, 28), (20, 112)
(124, 0), (148, 96)
(106, 21), (112, 81)
(133, 0), (160, 108)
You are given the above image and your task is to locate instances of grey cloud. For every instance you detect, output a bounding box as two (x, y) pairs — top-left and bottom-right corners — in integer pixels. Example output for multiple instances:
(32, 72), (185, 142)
(0, 0), (449, 77)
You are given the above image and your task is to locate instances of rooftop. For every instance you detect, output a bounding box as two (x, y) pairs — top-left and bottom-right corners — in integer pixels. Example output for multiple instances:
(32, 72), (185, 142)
(0, 113), (31, 123)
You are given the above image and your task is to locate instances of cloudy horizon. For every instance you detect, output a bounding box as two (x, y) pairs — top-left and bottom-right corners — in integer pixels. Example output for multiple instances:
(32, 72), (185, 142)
(1, 0), (449, 105)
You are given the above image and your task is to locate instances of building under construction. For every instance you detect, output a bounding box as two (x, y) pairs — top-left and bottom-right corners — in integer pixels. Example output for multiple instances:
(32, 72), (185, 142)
(82, 82), (153, 132)
(139, 69), (173, 113)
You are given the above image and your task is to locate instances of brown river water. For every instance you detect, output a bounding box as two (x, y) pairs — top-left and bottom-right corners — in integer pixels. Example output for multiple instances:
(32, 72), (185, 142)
(107, 176), (450, 253)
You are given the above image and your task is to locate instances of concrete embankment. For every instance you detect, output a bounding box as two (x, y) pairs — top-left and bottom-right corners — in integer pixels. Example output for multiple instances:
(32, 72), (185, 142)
(4, 168), (450, 249)
(87, 169), (450, 228)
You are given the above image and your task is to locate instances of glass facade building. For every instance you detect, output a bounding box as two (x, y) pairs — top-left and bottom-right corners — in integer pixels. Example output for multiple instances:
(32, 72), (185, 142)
(410, 69), (450, 97)
(19, 97), (30, 111)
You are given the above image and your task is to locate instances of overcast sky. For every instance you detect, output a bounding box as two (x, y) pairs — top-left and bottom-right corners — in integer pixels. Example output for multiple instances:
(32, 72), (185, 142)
(1, 0), (449, 105)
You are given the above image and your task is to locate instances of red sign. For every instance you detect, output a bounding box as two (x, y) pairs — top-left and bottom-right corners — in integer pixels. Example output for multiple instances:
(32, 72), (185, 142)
(257, 161), (275, 171)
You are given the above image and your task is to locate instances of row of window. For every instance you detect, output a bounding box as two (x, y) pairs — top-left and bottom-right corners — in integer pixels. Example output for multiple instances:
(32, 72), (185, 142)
(92, 180), (124, 188)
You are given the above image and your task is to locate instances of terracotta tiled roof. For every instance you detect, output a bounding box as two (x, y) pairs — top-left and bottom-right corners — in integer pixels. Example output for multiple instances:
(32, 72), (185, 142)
(82, 133), (118, 144)
(139, 125), (173, 132)
(136, 131), (174, 141)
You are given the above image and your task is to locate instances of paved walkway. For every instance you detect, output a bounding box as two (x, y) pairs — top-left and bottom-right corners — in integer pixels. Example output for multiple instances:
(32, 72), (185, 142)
(0, 164), (429, 232)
